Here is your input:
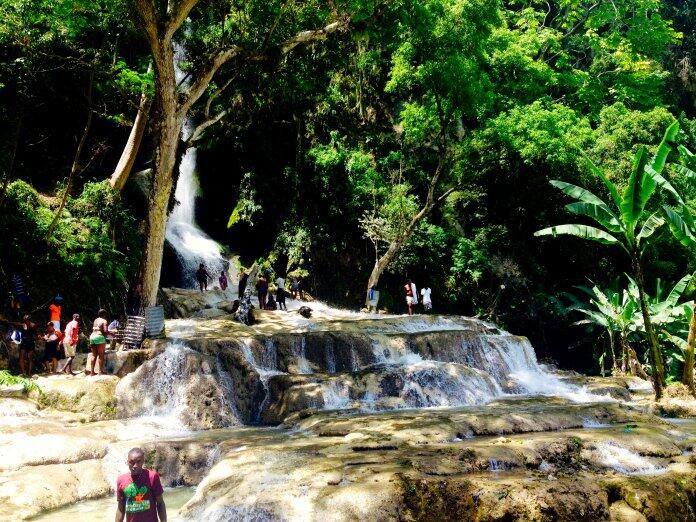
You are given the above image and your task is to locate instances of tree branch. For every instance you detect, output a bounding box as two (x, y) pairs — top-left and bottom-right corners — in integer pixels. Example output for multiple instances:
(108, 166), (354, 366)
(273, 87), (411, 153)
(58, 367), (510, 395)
(165, 0), (201, 40)
(46, 69), (95, 239)
(204, 75), (237, 118)
(178, 45), (244, 118)
(130, 0), (160, 50)
(186, 110), (228, 145)
(280, 17), (351, 54)
(179, 15), (353, 118)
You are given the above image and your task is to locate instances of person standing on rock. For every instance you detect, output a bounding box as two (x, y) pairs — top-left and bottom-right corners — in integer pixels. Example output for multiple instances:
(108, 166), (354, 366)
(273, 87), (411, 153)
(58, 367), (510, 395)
(116, 447), (167, 522)
(48, 295), (62, 331)
(256, 274), (268, 309)
(219, 270), (228, 291)
(43, 321), (61, 374)
(61, 313), (80, 375)
(195, 263), (210, 292)
(290, 277), (300, 300)
(420, 285), (432, 312)
(19, 314), (36, 376)
(238, 271), (248, 298)
(404, 279), (417, 316)
(88, 309), (108, 376)
(276, 275), (287, 311)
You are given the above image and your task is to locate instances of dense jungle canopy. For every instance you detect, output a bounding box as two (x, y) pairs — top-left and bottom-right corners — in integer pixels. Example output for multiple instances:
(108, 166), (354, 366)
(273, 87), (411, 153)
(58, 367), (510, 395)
(1, 0), (696, 375)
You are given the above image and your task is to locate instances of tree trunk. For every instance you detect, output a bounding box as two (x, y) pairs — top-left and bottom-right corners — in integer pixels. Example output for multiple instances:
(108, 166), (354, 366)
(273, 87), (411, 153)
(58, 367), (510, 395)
(110, 62), (153, 192)
(366, 202), (434, 290)
(626, 345), (649, 380)
(682, 304), (696, 395)
(131, 45), (181, 311)
(633, 255), (665, 400)
(608, 329), (618, 374)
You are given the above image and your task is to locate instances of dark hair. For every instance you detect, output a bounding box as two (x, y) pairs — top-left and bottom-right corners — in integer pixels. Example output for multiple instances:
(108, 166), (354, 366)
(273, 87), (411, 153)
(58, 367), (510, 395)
(23, 314), (30, 321)
(128, 447), (145, 459)
(73, 313), (80, 320)
(98, 309), (108, 319)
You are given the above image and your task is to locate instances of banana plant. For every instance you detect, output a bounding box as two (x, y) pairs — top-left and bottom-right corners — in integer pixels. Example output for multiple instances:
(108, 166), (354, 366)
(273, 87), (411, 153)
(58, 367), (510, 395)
(535, 121), (681, 400)
(571, 284), (638, 375)
(661, 143), (696, 394)
(629, 274), (695, 383)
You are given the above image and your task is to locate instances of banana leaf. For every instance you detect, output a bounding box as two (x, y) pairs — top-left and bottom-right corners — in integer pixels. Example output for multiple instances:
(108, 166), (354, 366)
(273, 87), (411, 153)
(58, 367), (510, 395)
(662, 205), (696, 249)
(621, 147), (652, 228)
(535, 224), (620, 246)
(549, 180), (607, 206)
(650, 121), (679, 173)
(565, 202), (622, 232)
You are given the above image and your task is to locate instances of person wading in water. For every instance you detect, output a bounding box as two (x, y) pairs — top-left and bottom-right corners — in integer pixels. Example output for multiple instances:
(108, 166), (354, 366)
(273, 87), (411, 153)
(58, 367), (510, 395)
(115, 447), (167, 522)
(195, 263), (210, 292)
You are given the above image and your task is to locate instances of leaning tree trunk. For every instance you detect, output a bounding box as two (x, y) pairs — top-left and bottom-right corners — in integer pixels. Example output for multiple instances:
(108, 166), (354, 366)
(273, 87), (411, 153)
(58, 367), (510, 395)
(366, 203), (433, 290)
(131, 47), (181, 311)
(619, 331), (628, 374)
(608, 330), (618, 374)
(110, 62), (153, 192)
(633, 255), (665, 400)
(683, 305), (696, 395)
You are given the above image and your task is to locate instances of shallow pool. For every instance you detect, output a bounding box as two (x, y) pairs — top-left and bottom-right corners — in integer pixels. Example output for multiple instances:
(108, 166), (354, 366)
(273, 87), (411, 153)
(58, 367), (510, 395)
(31, 486), (196, 521)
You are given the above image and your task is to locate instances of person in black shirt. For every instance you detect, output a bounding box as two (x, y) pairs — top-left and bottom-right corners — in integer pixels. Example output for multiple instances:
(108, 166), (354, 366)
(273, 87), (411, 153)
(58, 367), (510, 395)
(195, 263), (210, 291)
(19, 315), (36, 376)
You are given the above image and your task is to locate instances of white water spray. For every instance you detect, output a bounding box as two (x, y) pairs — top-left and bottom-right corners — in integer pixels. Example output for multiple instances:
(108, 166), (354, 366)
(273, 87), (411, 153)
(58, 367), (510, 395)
(165, 43), (227, 288)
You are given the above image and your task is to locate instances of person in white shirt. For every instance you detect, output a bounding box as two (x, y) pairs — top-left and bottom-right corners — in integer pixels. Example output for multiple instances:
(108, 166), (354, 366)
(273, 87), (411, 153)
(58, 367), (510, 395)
(275, 276), (287, 311)
(420, 286), (432, 312)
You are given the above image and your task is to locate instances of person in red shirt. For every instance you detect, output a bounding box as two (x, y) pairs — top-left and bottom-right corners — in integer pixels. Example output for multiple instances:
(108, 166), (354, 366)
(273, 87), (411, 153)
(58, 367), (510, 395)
(115, 447), (167, 522)
(48, 296), (62, 330)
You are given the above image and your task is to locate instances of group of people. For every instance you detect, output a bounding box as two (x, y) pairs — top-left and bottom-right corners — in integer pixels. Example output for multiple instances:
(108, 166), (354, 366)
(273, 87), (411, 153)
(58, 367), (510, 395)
(404, 279), (433, 316)
(195, 262), (304, 312)
(10, 295), (119, 378)
(254, 273), (296, 311)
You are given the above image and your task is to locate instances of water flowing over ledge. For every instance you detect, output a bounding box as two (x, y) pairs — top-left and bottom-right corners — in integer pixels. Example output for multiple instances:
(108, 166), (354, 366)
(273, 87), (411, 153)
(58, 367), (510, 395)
(117, 313), (616, 430)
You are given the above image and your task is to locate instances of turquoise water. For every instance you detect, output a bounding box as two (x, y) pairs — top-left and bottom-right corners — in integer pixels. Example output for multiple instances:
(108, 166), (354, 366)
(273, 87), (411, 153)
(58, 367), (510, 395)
(31, 486), (195, 521)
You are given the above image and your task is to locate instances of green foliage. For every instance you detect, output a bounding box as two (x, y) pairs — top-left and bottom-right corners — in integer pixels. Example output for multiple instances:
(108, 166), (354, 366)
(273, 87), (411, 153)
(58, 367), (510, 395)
(228, 172), (262, 228)
(0, 369), (40, 393)
(482, 101), (593, 167)
(0, 180), (139, 314)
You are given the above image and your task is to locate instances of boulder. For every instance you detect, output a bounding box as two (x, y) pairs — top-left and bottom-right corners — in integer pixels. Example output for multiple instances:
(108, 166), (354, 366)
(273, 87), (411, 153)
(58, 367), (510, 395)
(30, 374), (119, 421)
(116, 344), (243, 430)
(159, 287), (229, 318)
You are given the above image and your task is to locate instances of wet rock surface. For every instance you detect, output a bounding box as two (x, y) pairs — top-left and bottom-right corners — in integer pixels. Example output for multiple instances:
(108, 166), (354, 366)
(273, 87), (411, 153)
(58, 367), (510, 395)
(30, 374), (120, 421)
(0, 395), (226, 520)
(179, 401), (696, 521)
(3, 311), (696, 521)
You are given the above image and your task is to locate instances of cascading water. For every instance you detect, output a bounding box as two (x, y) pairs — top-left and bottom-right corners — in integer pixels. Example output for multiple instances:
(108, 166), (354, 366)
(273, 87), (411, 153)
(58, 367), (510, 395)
(116, 341), (242, 430)
(239, 339), (284, 423)
(593, 442), (665, 475)
(136, 314), (615, 425)
(165, 42), (228, 289)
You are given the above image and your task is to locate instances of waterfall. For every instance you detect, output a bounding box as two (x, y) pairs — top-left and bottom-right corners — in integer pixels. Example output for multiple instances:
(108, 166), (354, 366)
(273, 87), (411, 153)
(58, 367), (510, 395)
(165, 42), (227, 289)
(116, 341), (242, 430)
(239, 339), (284, 423)
(593, 442), (665, 475)
(291, 337), (312, 374)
